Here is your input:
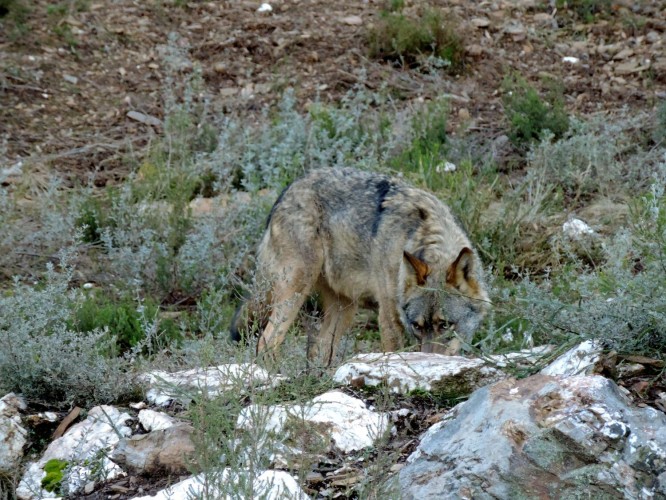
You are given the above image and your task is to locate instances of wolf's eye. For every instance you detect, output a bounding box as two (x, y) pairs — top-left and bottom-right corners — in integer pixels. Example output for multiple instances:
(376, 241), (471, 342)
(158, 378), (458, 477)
(411, 322), (423, 331)
(436, 320), (450, 330)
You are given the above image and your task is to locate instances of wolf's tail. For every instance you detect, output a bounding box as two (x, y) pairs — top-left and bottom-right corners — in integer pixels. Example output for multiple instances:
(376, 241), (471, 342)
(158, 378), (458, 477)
(229, 300), (246, 342)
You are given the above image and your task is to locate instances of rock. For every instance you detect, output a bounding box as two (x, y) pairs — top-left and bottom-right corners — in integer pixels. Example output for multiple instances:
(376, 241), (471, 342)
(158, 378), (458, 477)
(333, 352), (504, 395)
(219, 87), (238, 97)
(533, 12), (554, 24)
(340, 15), (362, 26)
(138, 409), (177, 431)
(257, 3), (272, 13)
(490, 134), (511, 162)
(400, 375), (666, 499)
(62, 74), (78, 84)
(213, 61), (227, 74)
(562, 217), (595, 238)
(471, 17), (490, 28)
(139, 363), (279, 406)
(617, 363), (645, 378)
(503, 21), (526, 41)
(562, 56), (580, 64)
(132, 470), (309, 499)
(436, 161), (456, 173)
(111, 424), (195, 475)
(613, 48), (634, 60)
(541, 340), (603, 377)
(614, 59), (649, 76)
(646, 31), (661, 44)
(17, 405), (132, 499)
(0, 393), (27, 472)
(237, 390), (389, 453)
(126, 111), (162, 127)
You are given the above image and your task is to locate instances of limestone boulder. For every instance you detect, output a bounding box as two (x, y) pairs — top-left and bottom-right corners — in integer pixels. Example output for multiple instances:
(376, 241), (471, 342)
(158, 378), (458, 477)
(16, 405), (132, 499)
(237, 390), (389, 454)
(131, 469), (309, 500)
(139, 363), (281, 406)
(400, 374), (666, 499)
(333, 352), (504, 395)
(0, 393), (28, 472)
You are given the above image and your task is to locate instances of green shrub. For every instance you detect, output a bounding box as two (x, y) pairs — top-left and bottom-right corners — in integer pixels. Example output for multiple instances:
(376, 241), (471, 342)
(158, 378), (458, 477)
(368, 8), (465, 72)
(0, 0), (29, 37)
(555, 0), (611, 22)
(527, 116), (658, 203)
(73, 292), (182, 354)
(389, 98), (451, 190)
(502, 73), (570, 147)
(0, 0), (15, 16)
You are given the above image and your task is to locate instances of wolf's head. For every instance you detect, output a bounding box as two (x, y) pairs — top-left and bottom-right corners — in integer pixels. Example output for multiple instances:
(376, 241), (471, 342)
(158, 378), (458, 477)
(399, 248), (490, 354)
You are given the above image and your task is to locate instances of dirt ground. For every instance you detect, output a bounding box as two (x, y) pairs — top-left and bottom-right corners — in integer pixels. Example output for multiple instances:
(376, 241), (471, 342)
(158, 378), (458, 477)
(2, 0), (665, 187)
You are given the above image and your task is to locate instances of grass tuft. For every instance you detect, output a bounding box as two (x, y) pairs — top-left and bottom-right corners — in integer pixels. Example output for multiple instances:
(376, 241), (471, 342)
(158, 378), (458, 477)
(368, 8), (465, 72)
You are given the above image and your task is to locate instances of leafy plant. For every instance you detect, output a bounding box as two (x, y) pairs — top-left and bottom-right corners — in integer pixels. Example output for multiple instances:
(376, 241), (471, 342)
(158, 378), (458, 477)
(41, 459), (68, 493)
(502, 73), (570, 147)
(389, 98), (450, 189)
(73, 292), (182, 353)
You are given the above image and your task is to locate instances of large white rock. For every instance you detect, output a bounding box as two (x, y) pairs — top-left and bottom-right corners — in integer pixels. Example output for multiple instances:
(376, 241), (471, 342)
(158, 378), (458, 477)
(400, 374), (666, 498)
(333, 352), (504, 395)
(563, 217), (595, 238)
(541, 340), (602, 377)
(0, 393), (28, 472)
(138, 409), (177, 431)
(139, 364), (280, 406)
(16, 405), (132, 499)
(237, 390), (389, 453)
(131, 470), (309, 500)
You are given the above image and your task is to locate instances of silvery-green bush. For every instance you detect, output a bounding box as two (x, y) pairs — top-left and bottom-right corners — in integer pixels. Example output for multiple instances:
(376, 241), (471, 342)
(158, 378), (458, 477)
(493, 167), (666, 356)
(207, 88), (404, 193)
(0, 252), (136, 407)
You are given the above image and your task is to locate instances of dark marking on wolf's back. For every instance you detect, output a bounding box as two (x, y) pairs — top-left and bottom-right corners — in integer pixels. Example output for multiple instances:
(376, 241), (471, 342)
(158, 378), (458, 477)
(417, 207), (428, 220)
(265, 184), (291, 229)
(371, 179), (393, 236)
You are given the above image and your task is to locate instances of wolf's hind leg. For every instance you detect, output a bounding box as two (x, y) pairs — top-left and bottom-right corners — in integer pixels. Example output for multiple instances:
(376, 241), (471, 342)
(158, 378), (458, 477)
(257, 271), (315, 359)
(309, 286), (357, 367)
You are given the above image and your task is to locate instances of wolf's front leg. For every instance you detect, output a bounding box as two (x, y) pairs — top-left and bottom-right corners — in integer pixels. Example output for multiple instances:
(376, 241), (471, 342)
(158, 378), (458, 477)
(378, 305), (405, 353)
(309, 289), (358, 368)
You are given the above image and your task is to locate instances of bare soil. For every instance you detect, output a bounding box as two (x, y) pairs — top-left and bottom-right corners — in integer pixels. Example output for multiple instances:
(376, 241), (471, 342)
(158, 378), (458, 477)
(2, 0), (665, 186)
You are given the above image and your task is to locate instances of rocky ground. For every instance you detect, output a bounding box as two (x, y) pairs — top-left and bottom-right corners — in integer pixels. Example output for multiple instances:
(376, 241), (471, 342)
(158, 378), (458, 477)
(2, 0), (665, 185)
(3, 344), (666, 499)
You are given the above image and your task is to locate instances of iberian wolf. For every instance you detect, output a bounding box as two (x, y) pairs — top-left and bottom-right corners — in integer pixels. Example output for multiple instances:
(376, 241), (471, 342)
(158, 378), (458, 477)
(231, 168), (490, 366)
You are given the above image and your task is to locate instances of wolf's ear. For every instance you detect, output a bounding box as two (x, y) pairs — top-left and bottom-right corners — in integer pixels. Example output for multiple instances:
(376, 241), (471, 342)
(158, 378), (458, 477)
(404, 251), (431, 286)
(446, 247), (475, 288)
